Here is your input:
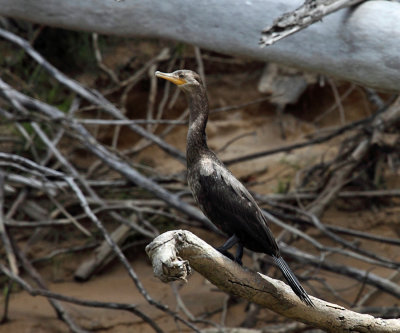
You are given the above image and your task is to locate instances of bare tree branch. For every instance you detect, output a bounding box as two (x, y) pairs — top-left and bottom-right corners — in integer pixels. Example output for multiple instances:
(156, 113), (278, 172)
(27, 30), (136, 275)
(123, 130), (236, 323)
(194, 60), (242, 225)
(0, 263), (164, 333)
(0, 78), (218, 232)
(224, 96), (396, 166)
(146, 230), (400, 332)
(0, 27), (186, 164)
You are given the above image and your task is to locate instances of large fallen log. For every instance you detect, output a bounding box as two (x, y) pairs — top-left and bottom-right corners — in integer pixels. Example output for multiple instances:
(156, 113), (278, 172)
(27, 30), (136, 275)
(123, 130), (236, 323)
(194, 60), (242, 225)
(0, 0), (399, 91)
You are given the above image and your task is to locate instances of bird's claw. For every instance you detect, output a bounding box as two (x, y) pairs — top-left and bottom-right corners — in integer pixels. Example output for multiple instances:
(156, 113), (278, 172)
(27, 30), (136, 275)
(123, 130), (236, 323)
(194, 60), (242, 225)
(215, 247), (243, 266)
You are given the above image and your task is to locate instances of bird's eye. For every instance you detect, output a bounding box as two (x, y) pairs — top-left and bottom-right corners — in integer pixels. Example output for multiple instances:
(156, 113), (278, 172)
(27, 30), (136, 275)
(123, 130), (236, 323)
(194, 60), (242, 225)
(179, 74), (185, 79)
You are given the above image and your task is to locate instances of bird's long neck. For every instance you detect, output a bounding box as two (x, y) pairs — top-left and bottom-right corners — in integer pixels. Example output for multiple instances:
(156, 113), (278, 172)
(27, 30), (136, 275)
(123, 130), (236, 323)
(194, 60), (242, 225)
(185, 86), (209, 166)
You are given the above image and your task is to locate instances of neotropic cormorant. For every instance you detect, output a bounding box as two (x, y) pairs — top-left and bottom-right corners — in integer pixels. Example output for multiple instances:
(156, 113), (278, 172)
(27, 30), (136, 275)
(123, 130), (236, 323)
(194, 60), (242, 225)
(155, 69), (313, 306)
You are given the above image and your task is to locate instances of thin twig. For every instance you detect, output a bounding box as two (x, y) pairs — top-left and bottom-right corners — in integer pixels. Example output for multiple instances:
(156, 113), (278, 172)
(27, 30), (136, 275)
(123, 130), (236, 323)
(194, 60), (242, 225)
(224, 97), (396, 165)
(0, 78), (216, 231)
(194, 46), (206, 89)
(328, 78), (346, 124)
(146, 64), (158, 132)
(282, 244), (400, 299)
(92, 32), (120, 84)
(77, 118), (187, 125)
(0, 171), (19, 275)
(0, 28), (185, 163)
(11, 237), (88, 333)
(314, 84), (356, 124)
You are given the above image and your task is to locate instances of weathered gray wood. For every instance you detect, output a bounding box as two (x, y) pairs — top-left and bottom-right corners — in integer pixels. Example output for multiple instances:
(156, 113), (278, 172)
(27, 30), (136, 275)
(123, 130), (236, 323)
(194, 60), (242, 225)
(0, 0), (399, 91)
(146, 230), (400, 332)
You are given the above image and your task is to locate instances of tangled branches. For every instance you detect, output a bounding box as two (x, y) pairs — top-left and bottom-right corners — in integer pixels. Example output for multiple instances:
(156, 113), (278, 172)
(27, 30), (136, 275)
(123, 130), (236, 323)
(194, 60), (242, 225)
(0, 24), (400, 332)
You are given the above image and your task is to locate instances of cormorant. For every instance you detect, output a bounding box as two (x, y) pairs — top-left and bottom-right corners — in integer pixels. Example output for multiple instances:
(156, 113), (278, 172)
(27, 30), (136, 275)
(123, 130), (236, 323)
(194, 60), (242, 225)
(155, 69), (313, 306)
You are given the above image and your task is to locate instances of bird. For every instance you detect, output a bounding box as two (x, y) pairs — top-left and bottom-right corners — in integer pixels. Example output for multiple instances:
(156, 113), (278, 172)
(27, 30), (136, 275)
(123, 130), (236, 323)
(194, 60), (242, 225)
(155, 69), (313, 306)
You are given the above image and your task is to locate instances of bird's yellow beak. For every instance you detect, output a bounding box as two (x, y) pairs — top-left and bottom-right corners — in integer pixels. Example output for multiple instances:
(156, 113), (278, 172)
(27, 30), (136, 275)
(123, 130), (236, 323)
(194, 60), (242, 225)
(155, 71), (187, 86)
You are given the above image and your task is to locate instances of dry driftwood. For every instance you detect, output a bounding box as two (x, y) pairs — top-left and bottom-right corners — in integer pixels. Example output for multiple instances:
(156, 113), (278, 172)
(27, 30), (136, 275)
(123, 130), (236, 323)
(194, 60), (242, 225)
(146, 230), (400, 333)
(0, 0), (400, 90)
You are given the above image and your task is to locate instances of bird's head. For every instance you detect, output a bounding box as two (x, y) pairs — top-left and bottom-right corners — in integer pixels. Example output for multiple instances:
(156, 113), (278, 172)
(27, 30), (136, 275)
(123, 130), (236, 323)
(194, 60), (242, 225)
(155, 70), (203, 93)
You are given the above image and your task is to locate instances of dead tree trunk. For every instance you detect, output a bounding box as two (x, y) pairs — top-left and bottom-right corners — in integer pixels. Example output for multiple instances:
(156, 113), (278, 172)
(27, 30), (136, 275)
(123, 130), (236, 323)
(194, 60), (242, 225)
(0, 0), (399, 90)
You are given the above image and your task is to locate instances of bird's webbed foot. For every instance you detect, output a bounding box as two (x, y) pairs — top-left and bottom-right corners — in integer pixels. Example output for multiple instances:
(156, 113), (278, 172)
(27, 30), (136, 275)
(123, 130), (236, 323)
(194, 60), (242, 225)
(215, 234), (243, 266)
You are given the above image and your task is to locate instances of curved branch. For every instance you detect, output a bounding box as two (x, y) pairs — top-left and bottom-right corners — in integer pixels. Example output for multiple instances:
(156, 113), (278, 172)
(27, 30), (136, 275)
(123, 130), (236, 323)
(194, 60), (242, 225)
(146, 230), (400, 332)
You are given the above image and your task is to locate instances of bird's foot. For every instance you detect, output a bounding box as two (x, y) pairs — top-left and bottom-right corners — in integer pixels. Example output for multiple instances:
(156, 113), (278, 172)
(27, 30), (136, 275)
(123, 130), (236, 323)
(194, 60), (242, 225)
(215, 247), (235, 262)
(215, 247), (243, 266)
(216, 235), (243, 266)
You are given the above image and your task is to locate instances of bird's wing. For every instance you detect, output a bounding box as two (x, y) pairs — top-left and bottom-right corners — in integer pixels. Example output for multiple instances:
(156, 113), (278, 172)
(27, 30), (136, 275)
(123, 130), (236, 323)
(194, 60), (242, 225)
(196, 160), (278, 253)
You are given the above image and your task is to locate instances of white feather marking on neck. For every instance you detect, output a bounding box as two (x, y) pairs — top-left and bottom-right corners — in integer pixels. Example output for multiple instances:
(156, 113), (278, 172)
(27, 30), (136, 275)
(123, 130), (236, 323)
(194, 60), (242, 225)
(199, 157), (214, 176)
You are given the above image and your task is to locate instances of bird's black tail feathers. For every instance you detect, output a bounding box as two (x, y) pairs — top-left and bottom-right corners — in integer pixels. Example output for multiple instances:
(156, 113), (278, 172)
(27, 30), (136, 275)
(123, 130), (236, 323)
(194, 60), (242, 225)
(273, 256), (314, 307)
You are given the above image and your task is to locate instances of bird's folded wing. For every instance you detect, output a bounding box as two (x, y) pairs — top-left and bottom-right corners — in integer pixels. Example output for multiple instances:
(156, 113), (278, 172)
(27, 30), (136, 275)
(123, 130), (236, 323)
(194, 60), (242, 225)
(198, 161), (278, 252)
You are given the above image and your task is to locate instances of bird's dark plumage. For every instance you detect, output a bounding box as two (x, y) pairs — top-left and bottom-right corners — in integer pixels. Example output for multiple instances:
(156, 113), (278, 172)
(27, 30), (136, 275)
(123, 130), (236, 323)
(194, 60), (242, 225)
(155, 69), (313, 306)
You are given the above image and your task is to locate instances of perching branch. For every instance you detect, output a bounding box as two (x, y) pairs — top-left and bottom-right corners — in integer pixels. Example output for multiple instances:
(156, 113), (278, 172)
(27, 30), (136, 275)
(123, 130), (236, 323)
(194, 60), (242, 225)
(146, 230), (400, 333)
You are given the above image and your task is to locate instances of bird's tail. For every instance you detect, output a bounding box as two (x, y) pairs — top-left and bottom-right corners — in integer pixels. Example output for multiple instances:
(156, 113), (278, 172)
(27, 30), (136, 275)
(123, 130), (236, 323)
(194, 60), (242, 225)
(272, 255), (314, 306)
